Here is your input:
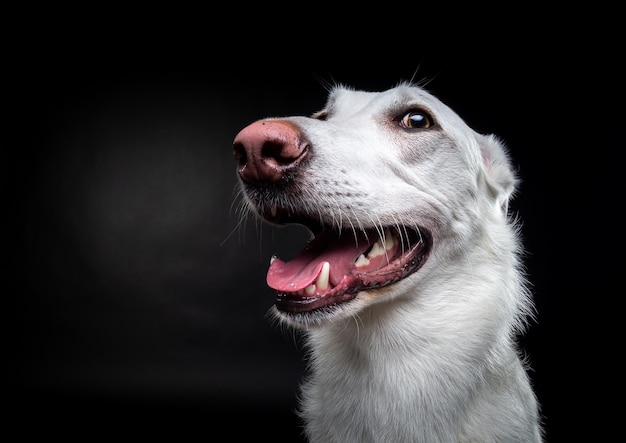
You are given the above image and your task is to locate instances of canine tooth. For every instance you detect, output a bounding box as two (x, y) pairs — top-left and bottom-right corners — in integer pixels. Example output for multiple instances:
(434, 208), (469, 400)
(270, 255), (277, 264)
(355, 254), (371, 267)
(305, 284), (316, 296)
(270, 205), (277, 217)
(316, 262), (330, 290)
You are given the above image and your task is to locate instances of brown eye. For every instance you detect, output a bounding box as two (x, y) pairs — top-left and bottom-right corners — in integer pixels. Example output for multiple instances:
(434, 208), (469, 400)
(399, 110), (433, 129)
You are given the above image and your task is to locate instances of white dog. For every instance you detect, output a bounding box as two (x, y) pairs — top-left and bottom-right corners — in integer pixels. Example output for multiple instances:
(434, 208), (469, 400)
(232, 82), (543, 442)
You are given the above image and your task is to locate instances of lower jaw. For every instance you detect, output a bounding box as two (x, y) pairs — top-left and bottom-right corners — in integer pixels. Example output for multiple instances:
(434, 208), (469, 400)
(271, 294), (362, 328)
(275, 252), (426, 314)
(275, 287), (359, 313)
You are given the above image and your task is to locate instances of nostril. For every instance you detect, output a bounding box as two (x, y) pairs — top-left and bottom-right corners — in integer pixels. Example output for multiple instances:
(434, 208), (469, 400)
(262, 141), (298, 166)
(233, 142), (247, 167)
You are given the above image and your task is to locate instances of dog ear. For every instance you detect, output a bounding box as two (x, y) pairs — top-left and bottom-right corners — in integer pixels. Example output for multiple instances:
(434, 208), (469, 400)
(477, 134), (517, 214)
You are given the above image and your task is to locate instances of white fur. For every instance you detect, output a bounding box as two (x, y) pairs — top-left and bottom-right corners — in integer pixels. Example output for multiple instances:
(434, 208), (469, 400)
(238, 82), (543, 442)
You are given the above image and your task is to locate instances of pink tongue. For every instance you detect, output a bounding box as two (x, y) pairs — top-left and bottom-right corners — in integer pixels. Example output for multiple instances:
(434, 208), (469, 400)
(267, 232), (371, 292)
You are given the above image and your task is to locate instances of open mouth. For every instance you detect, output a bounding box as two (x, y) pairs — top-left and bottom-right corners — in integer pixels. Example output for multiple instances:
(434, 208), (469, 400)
(264, 208), (431, 314)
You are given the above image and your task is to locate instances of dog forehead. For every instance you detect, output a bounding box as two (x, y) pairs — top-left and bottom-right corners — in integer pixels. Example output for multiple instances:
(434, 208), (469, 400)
(325, 84), (450, 118)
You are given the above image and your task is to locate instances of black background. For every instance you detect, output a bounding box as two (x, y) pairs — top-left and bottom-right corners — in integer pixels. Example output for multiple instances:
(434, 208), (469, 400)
(8, 10), (621, 442)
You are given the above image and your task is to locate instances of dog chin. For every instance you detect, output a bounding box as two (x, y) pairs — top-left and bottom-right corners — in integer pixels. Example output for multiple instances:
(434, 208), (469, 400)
(268, 286), (398, 329)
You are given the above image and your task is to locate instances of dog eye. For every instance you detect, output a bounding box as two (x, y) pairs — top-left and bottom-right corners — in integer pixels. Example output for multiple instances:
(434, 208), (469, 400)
(399, 110), (433, 129)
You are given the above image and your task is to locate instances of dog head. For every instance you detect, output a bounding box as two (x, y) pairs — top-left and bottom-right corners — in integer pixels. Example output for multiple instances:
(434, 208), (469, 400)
(233, 82), (518, 329)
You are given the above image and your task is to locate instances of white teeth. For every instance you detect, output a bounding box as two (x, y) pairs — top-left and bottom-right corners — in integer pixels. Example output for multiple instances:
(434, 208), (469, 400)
(367, 229), (396, 258)
(367, 241), (385, 258)
(270, 255), (277, 264)
(384, 229), (396, 250)
(270, 205), (277, 217)
(290, 262), (331, 297)
(281, 231), (397, 297)
(354, 254), (371, 267)
(316, 262), (330, 290)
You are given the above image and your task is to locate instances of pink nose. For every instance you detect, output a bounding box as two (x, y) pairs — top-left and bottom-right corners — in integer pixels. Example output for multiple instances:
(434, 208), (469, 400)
(233, 120), (309, 184)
